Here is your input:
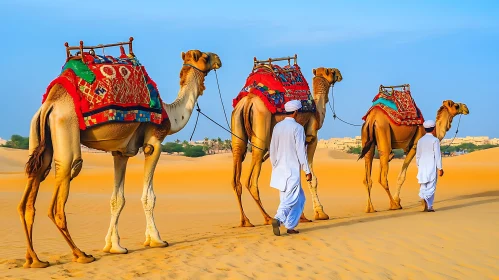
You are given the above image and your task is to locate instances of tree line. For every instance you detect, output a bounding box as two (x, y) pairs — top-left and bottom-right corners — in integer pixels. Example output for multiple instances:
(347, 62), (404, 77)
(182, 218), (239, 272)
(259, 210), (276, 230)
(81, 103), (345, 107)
(161, 138), (232, 158)
(347, 142), (499, 158)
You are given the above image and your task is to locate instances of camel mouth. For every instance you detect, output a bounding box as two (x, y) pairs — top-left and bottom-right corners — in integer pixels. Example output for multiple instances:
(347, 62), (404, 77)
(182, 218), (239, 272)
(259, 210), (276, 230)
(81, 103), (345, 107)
(459, 103), (470, 115)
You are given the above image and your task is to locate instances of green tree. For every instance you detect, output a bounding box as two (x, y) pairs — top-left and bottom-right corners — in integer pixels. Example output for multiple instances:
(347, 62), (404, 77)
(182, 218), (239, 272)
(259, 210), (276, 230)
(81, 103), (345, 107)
(3, 134), (29, 150)
(347, 146), (362, 154)
(162, 142), (184, 154)
(183, 145), (206, 157)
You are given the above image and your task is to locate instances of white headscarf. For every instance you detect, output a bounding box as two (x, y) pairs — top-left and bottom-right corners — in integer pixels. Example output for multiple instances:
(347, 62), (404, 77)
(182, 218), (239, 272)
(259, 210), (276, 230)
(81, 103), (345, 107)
(284, 100), (302, 113)
(423, 120), (436, 128)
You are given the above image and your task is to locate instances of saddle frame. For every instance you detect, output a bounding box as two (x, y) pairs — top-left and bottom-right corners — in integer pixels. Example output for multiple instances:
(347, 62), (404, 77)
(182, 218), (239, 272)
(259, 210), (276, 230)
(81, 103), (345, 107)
(64, 37), (135, 62)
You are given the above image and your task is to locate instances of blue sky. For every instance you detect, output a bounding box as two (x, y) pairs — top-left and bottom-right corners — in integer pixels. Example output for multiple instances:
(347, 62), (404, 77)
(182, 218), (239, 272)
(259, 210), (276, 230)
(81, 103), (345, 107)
(1, 0), (498, 141)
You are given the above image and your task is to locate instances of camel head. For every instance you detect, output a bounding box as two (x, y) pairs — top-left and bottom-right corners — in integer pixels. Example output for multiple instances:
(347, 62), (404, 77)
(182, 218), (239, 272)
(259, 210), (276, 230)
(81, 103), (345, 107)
(181, 50), (222, 73)
(435, 100), (470, 140)
(312, 68), (343, 103)
(313, 67), (343, 85)
(179, 50), (222, 94)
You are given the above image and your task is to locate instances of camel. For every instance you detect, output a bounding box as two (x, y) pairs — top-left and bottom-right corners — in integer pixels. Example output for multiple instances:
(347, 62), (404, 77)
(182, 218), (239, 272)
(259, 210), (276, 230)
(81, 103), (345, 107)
(358, 100), (469, 213)
(18, 50), (222, 268)
(231, 67), (342, 227)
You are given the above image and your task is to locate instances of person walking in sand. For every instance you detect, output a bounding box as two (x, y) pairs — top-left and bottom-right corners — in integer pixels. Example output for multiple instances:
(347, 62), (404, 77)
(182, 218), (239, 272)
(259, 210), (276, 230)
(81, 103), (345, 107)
(270, 100), (312, 236)
(416, 120), (444, 212)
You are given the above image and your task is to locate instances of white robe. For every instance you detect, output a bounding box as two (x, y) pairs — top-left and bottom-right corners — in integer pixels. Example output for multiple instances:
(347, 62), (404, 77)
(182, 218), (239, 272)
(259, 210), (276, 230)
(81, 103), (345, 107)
(269, 117), (310, 192)
(416, 133), (442, 208)
(269, 117), (310, 229)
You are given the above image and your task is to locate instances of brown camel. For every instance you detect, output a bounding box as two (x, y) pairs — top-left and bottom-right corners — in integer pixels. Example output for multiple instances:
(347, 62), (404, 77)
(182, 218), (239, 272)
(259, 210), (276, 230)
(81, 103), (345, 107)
(359, 100), (469, 212)
(231, 67), (342, 227)
(18, 50), (222, 268)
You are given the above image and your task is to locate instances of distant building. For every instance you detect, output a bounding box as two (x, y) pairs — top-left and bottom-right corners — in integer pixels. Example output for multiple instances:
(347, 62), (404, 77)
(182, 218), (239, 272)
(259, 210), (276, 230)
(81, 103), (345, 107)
(317, 136), (498, 151)
(0, 137), (6, 145)
(441, 136), (496, 146)
(317, 136), (362, 151)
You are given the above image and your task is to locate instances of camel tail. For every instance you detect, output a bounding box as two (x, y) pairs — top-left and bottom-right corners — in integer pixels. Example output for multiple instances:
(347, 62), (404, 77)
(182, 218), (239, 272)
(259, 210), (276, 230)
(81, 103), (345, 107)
(358, 120), (375, 160)
(25, 105), (53, 176)
(243, 98), (254, 139)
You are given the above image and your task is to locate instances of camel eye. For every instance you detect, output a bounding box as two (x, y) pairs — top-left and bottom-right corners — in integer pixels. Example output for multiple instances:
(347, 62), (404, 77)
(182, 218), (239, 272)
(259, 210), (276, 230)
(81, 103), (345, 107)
(455, 104), (459, 109)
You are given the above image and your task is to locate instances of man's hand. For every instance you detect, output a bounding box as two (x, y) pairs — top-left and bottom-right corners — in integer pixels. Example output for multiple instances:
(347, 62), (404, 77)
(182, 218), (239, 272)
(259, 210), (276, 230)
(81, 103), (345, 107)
(439, 169), (444, 177)
(306, 173), (312, 182)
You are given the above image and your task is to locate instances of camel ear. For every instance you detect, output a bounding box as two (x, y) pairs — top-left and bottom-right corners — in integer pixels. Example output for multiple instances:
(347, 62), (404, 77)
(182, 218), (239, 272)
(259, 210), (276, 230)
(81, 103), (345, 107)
(181, 52), (186, 61)
(192, 51), (200, 62)
(313, 69), (316, 76)
(443, 100), (454, 107)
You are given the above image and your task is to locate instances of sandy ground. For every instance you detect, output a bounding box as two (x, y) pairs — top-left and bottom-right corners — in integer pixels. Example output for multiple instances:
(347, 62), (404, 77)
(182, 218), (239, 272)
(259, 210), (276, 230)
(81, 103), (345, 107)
(0, 146), (498, 279)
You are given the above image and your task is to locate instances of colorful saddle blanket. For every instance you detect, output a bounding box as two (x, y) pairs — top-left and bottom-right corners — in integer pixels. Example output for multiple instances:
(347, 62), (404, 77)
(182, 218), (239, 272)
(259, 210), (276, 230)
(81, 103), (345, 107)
(362, 88), (424, 126)
(233, 64), (315, 114)
(42, 53), (167, 130)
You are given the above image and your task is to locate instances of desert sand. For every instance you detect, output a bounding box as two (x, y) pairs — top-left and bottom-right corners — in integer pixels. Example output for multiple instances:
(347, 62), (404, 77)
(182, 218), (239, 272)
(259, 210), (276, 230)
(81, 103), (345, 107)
(0, 146), (498, 279)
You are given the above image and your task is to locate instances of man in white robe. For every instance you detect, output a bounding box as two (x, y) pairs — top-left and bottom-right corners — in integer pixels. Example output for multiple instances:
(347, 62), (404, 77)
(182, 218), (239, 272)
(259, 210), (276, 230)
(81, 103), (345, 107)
(416, 120), (444, 212)
(270, 100), (312, 236)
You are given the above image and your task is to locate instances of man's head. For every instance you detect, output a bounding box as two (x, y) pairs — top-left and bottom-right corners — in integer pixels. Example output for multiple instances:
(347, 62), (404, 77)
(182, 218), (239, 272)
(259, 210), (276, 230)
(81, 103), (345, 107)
(284, 100), (302, 119)
(423, 120), (436, 133)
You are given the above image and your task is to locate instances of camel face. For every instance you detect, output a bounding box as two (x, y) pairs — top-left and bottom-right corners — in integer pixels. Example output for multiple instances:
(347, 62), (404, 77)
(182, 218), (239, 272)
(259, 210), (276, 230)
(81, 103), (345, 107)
(181, 50), (222, 72)
(442, 100), (470, 116)
(313, 67), (343, 84)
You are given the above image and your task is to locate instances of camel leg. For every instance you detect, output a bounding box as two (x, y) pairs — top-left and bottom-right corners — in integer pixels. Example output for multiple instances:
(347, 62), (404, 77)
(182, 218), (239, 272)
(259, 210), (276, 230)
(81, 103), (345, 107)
(246, 135), (272, 225)
(377, 136), (401, 210)
(245, 108), (272, 225)
(231, 105), (253, 227)
(393, 145), (417, 208)
(141, 137), (168, 248)
(47, 107), (94, 263)
(231, 130), (253, 227)
(103, 153), (129, 254)
(18, 146), (53, 268)
(363, 143), (376, 213)
(304, 130), (329, 221)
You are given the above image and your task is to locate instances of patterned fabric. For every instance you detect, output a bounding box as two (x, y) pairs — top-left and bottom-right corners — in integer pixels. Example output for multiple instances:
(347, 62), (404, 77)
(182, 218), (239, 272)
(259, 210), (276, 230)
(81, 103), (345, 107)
(42, 55), (167, 130)
(362, 88), (424, 126)
(233, 64), (315, 114)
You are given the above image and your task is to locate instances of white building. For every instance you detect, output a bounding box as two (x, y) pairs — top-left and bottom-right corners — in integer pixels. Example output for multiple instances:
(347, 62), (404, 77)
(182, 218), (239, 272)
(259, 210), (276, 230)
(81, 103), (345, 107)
(0, 137), (7, 146)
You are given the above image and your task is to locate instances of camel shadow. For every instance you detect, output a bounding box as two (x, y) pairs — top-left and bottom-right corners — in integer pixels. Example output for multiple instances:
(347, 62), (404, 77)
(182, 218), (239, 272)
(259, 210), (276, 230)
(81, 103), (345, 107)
(300, 190), (499, 233)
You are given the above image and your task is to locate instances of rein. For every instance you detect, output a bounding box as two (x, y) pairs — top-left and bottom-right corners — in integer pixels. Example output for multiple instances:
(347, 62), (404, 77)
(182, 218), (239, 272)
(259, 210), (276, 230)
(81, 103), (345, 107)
(328, 84), (363, 127)
(187, 67), (266, 151)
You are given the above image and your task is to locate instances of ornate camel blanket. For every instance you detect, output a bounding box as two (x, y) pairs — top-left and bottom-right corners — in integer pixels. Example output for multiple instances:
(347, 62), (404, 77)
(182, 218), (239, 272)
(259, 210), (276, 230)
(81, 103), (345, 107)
(42, 53), (167, 130)
(362, 87), (424, 126)
(233, 64), (316, 114)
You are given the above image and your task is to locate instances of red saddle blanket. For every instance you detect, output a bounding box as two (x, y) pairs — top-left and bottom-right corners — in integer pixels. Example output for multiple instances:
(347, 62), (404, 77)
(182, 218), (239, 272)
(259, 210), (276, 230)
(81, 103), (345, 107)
(42, 54), (167, 130)
(233, 64), (316, 114)
(362, 88), (424, 126)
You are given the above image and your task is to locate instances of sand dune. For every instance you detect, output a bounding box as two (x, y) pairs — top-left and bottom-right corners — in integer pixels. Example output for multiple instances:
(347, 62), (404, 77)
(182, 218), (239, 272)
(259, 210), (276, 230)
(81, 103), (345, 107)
(0, 147), (498, 279)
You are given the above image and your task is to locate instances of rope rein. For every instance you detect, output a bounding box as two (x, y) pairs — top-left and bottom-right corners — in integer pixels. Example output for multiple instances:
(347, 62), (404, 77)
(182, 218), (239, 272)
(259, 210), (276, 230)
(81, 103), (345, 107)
(328, 86), (363, 127)
(188, 67), (265, 151)
(442, 114), (462, 152)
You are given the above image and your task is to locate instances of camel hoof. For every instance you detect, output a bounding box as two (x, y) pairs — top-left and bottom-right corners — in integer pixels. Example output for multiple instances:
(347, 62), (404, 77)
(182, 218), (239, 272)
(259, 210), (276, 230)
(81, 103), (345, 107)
(300, 218), (313, 223)
(389, 204), (403, 210)
(150, 240), (169, 248)
(365, 206), (376, 213)
(109, 246), (128, 254)
(75, 254), (95, 264)
(263, 218), (273, 225)
(239, 220), (255, 227)
(30, 260), (50, 268)
(314, 212), (330, 220)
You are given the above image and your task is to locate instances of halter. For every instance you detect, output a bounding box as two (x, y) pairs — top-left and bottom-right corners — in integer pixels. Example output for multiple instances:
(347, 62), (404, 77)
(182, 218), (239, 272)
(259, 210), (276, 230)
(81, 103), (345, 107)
(182, 52), (213, 76)
(312, 75), (332, 95)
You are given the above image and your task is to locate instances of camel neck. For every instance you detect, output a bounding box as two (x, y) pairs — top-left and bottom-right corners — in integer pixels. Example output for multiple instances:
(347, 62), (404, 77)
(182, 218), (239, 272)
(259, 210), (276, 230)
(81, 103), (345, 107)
(163, 67), (205, 135)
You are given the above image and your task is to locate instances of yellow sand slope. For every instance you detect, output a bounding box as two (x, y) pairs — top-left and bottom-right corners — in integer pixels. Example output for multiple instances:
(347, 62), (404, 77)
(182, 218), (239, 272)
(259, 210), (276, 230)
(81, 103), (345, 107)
(0, 147), (498, 279)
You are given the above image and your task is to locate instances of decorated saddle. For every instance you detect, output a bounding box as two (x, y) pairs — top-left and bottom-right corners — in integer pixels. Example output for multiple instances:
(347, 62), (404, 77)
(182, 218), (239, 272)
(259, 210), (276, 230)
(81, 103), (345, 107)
(42, 41), (167, 130)
(362, 85), (424, 126)
(233, 63), (315, 114)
